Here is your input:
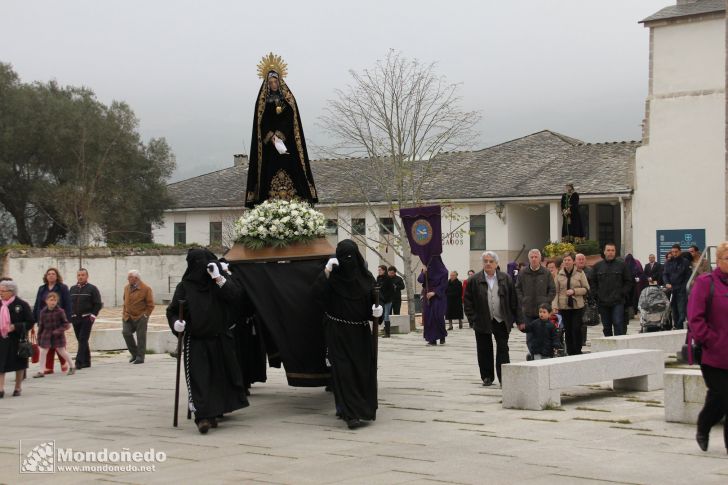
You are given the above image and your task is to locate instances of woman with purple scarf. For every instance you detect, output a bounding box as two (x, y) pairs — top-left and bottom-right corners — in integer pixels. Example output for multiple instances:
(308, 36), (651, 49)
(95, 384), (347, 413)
(418, 256), (448, 345)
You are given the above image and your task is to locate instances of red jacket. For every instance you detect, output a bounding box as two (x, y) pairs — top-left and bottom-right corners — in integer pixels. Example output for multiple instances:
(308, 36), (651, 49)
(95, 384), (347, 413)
(688, 268), (728, 370)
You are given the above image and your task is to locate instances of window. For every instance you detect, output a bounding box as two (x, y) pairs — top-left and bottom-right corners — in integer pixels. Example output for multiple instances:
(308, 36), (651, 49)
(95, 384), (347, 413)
(470, 215), (486, 250)
(174, 223), (186, 245)
(379, 217), (394, 235)
(210, 221), (222, 246)
(351, 218), (366, 236)
(325, 219), (338, 236)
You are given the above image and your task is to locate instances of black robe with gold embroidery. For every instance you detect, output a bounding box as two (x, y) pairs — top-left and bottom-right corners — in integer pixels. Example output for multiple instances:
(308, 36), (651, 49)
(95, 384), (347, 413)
(245, 80), (318, 208)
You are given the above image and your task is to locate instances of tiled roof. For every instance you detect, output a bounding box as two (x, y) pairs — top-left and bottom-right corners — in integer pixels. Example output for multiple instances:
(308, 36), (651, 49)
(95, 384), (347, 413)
(167, 164), (248, 209)
(167, 130), (639, 209)
(641, 0), (725, 24)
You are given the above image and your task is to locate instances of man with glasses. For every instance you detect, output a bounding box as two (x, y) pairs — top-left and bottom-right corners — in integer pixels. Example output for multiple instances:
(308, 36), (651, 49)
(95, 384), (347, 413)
(464, 251), (521, 387)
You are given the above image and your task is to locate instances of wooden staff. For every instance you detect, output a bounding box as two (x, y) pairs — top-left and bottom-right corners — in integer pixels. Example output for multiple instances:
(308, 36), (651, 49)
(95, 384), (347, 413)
(173, 299), (185, 427)
(372, 284), (380, 361)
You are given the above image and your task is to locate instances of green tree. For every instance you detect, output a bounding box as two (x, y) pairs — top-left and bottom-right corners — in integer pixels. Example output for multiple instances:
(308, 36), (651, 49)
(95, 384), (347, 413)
(0, 62), (175, 247)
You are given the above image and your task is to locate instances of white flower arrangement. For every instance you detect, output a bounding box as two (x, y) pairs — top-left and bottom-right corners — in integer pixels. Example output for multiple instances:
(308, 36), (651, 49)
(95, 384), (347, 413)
(235, 199), (327, 249)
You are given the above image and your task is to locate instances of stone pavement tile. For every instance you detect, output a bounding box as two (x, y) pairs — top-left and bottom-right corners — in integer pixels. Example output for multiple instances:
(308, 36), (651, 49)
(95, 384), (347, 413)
(334, 470), (425, 484)
(3, 319), (725, 484)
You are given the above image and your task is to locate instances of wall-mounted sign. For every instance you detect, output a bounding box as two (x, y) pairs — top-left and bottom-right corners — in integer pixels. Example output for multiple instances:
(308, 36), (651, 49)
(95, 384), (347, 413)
(655, 229), (705, 262)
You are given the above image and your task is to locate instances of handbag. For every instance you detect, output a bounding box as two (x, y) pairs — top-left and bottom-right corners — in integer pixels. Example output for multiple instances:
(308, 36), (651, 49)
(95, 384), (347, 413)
(17, 336), (33, 359)
(681, 275), (713, 365)
(582, 293), (601, 327)
(29, 328), (40, 364)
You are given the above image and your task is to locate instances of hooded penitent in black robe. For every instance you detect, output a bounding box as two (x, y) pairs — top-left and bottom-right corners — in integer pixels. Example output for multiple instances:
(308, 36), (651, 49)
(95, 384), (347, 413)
(167, 249), (249, 423)
(313, 240), (378, 426)
(233, 314), (268, 390)
(219, 258), (268, 390)
(445, 278), (464, 320)
(244, 73), (318, 208)
(561, 190), (584, 239)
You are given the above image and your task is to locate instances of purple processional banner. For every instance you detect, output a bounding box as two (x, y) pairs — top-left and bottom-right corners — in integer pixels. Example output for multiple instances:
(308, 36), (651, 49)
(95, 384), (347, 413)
(399, 205), (442, 266)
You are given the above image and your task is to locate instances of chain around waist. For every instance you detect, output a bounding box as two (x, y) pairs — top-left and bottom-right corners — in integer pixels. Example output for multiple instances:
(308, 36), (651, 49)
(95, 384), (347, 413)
(324, 312), (370, 325)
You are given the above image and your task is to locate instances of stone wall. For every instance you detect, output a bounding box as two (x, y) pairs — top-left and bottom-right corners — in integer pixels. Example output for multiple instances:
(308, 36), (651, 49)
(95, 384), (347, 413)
(0, 247), (191, 308)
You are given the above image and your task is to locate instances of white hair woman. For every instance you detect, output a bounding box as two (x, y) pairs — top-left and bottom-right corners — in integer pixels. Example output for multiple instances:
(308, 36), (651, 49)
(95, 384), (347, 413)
(0, 280), (35, 397)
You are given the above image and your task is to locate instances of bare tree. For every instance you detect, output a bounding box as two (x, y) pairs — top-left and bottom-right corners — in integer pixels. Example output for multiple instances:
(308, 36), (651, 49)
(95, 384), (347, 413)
(320, 50), (481, 329)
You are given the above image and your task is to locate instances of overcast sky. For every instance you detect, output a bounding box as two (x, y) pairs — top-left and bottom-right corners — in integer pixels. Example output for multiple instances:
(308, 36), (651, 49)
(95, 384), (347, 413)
(1, 0), (668, 181)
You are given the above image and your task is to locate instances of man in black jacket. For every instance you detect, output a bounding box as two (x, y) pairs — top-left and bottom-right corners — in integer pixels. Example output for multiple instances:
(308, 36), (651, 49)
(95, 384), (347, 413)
(69, 268), (103, 370)
(388, 266), (405, 315)
(515, 249), (555, 331)
(592, 243), (632, 336)
(464, 251), (521, 387)
(376, 265), (395, 338)
(663, 244), (691, 329)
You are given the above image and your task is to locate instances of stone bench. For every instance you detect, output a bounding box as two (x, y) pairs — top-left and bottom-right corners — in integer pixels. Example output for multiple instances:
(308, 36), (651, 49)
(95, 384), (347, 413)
(89, 328), (178, 355)
(387, 314), (411, 334)
(591, 330), (686, 357)
(502, 349), (664, 410)
(665, 369), (706, 424)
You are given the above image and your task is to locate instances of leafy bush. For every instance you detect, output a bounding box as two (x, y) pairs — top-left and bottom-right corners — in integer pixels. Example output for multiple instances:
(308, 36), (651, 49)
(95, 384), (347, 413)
(543, 241), (576, 258)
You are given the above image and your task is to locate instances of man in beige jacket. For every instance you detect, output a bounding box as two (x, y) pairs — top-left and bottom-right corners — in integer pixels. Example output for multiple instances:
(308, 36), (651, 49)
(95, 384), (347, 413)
(122, 270), (155, 364)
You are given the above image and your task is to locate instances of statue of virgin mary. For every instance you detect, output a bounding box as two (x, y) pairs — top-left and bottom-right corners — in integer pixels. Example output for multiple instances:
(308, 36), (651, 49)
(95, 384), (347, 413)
(244, 53), (318, 208)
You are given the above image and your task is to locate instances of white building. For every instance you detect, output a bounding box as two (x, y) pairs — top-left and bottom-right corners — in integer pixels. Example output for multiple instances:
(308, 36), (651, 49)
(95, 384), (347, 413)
(633, 0), (727, 259)
(154, 130), (636, 279)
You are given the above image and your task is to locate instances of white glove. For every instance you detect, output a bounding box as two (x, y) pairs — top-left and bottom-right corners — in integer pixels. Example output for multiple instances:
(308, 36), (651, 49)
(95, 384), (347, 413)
(325, 257), (339, 272)
(273, 136), (288, 154)
(173, 320), (186, 332)
(220, 261), (231, 274)
(207, 262), (221, 279)
(372, 305), (383, 318)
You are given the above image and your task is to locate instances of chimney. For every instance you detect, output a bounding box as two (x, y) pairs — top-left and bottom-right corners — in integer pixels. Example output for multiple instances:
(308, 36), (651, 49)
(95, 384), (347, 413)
(233, 154), (248, 167)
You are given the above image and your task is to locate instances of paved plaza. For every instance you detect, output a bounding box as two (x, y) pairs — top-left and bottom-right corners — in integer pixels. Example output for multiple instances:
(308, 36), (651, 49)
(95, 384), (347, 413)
(1, 321), (726, 484)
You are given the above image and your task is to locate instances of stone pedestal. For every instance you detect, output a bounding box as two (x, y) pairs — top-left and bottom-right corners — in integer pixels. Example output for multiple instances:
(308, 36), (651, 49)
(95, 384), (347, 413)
(388, 315), (411, 334)
(665, 369), (707, 424)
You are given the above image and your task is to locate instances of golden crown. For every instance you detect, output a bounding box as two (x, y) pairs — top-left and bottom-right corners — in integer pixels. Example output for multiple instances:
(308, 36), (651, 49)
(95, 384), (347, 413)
(257, 52), (288, 80)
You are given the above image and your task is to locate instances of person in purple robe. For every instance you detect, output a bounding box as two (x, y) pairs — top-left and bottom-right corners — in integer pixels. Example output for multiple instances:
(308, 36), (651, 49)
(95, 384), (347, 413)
(418, 256), (448, 345)
(624, 254), (646, 317)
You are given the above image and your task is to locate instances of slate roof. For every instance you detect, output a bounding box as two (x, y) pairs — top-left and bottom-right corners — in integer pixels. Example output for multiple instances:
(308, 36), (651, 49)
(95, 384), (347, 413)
(167, 130), (639, 209)
(641, 0), (725, 24)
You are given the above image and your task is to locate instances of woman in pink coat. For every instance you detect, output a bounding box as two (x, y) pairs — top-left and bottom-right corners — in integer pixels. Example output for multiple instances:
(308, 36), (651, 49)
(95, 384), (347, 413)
(687, 241), (728, 454)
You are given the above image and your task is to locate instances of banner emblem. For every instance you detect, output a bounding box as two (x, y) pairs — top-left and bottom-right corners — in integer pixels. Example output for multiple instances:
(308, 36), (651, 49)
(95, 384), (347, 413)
(411, 219), (433, 246)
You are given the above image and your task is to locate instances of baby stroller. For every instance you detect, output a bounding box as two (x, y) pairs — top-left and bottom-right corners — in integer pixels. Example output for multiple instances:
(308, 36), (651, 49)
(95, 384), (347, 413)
(638, 285), (671, 332)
